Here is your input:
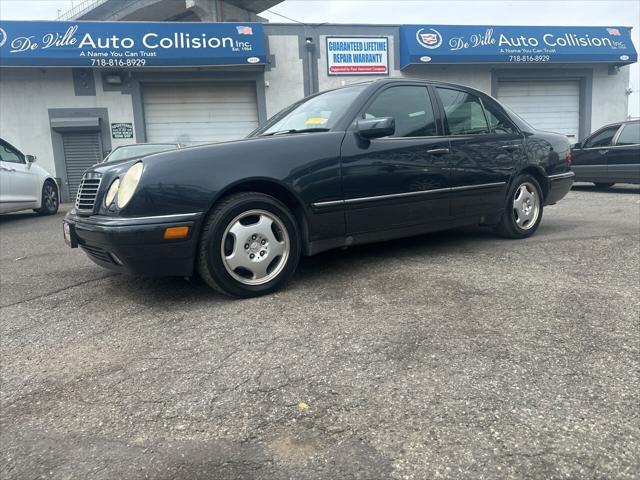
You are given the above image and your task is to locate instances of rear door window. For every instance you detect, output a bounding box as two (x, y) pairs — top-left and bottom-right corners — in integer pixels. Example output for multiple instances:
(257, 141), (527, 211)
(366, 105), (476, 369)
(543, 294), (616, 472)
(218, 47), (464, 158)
(615, 123), (640, 146)
(482, 100), (519, 135)
(436, 87), (490, 136)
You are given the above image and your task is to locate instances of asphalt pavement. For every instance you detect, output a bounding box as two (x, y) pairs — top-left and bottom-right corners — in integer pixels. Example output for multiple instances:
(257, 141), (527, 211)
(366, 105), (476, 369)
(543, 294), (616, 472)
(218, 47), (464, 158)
(1, 184), (639, 479)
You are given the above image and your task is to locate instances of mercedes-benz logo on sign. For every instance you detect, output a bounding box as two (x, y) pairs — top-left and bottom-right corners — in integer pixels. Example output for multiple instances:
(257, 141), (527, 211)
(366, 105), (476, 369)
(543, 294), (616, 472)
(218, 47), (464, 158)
(416, 28), (443, 49)
(0, 28), (7, 48)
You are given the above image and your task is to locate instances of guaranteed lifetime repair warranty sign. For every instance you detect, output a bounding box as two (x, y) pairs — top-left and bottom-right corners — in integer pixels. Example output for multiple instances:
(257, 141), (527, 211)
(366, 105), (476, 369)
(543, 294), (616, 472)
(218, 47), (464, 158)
(326, 36), (389, 75)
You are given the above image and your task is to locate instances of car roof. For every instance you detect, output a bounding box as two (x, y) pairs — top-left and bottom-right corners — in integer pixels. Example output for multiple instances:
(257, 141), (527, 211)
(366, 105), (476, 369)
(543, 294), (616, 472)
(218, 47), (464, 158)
(597, 119), (639, 130)
(338, 77), (488, 97)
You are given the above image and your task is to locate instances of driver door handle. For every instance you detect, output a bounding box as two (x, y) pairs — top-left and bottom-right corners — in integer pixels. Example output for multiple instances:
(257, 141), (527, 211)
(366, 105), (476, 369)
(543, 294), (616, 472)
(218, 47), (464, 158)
(426, 148), (450, 155)
(0, 166), (16, 172)
(501, 145), (521, 151)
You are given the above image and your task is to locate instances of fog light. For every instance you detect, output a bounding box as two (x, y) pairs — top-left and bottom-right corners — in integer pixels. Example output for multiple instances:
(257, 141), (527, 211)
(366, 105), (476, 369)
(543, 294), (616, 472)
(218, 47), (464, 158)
(164, 226), (190, 240)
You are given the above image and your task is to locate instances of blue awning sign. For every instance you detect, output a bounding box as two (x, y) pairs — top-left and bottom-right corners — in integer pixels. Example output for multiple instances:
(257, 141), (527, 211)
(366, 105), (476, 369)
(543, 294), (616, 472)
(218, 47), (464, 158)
(0, 21), (266, 67)
(400, 25), (638, 67)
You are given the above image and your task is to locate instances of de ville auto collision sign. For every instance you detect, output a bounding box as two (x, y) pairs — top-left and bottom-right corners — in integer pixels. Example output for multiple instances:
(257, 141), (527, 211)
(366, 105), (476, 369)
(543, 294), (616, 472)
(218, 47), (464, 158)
(0, 21), (266, 67)
(399, 25), (637, 67)
(327, 36), (388, 75)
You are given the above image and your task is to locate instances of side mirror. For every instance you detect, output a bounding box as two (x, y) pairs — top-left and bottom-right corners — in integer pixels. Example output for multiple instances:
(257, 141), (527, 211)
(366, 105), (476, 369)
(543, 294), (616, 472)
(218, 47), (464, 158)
(25, 154), (36, 164)
(356, 117), (395, 139)
(572, 142), (582, 149)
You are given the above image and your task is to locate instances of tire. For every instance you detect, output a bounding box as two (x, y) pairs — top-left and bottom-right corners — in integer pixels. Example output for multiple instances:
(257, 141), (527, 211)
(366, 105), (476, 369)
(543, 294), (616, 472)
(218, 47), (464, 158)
(594, 182), (615, 189)
(34, 180), (59, 216)
(494, 174), (543, 239)
(197, 192), (301, 298)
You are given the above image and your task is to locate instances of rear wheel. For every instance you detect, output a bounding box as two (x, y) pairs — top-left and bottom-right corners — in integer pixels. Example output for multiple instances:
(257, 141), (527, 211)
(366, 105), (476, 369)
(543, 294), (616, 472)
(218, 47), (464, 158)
(34, 180), (59, 215)
(594, 182), (614, 189)
(494, 174), (543, 239)
(197, 192), (301, 298)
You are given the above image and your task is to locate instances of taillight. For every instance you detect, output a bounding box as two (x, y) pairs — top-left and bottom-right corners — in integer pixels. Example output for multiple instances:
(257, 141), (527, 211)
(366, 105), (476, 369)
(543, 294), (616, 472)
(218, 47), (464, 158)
(567, 149), (573, 166)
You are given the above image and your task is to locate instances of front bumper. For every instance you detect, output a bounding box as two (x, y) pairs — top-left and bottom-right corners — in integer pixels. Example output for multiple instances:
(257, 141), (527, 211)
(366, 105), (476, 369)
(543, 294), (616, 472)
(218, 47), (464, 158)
(545, 171), (575, 205)
(64, 210), (203, 277)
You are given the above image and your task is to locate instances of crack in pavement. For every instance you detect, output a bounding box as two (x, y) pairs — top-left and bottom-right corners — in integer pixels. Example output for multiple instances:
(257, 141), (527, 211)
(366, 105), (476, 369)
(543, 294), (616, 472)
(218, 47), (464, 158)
(0, 273), (117, 309)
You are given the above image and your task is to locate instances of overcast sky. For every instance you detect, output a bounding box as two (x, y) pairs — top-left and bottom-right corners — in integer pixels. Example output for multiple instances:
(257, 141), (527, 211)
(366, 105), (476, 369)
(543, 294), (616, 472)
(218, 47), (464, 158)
(1, 0), (638, 116)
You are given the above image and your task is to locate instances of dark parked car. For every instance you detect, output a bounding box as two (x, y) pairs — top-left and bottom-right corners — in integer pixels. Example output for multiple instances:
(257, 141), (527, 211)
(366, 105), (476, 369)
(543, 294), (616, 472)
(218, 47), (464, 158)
(64, 79), (574, 298)
(571, 120), (640, 187)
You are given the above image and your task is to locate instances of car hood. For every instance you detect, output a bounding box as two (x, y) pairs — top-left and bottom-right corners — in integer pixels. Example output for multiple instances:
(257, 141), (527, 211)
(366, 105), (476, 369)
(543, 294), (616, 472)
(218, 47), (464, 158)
(90, 136), (271, 175)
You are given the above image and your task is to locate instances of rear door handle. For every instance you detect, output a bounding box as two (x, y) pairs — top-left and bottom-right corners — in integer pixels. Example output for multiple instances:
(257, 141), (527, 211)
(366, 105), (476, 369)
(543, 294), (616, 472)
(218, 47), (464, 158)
(426, 148), (450, 155)
(501, 145), (520, 151)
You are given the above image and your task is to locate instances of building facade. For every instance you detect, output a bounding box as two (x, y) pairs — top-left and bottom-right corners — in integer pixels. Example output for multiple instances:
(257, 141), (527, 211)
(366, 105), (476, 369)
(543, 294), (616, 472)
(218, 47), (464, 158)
(1, 2), (637, 201)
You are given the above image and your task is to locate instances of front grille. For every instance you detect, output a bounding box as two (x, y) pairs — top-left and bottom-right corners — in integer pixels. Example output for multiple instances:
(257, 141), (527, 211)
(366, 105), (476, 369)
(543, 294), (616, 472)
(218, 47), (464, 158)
(75, 172), (102, 211)
(81, 245), (115, 264)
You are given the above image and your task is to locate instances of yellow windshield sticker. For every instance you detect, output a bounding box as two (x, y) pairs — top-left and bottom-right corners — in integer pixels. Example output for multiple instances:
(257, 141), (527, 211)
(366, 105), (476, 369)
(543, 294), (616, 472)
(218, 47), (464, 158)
(305, 117), (329, 125)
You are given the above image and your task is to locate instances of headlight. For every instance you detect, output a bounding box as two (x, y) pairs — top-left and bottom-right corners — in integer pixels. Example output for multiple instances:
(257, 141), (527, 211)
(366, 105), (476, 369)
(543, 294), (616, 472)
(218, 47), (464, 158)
(116, 162), (144, 209)
(104, 178), (120, 207)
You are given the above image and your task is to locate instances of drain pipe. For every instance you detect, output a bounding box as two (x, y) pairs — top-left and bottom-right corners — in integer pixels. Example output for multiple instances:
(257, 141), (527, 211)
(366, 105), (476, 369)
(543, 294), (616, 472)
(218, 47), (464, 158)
(305, 37), (315, 95)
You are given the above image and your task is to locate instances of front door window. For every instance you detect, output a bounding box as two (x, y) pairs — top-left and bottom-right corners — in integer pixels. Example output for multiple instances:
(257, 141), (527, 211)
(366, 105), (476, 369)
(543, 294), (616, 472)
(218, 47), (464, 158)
(362, 86), (437, 138)
(583, 126), (620, 148)
(0, 142), (25, 164)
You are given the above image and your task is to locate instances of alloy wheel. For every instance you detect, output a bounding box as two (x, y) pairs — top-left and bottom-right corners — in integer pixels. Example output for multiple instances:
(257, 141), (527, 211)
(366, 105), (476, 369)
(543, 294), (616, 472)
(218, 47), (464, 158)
(513, 182), (540, 230)
(220, 209), (290, 286)
(44, 183), (58, 211)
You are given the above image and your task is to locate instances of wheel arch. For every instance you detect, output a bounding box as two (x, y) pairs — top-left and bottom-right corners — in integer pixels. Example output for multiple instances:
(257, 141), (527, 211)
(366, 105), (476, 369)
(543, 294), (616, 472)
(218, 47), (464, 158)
(207, 178), (311, 255)
(517, 166), (549, 200)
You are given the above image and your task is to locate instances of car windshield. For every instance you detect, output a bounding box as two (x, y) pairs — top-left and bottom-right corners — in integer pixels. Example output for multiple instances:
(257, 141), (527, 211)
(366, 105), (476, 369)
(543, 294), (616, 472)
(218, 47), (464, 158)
(253, 84), (368, 136)
(104, 144), (177, 162)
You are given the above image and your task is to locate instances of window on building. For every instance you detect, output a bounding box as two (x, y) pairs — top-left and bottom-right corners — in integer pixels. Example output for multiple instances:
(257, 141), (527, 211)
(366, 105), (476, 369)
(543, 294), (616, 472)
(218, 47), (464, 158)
(362, 86), (437, 138)
(436, 87), (490, 135)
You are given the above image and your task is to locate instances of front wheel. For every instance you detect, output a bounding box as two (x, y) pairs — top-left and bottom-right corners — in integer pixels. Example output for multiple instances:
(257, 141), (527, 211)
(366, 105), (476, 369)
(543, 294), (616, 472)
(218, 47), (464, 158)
(494, 175), (543, 239)
(197, 192), (301, 298)
(34, 180), (59, 215)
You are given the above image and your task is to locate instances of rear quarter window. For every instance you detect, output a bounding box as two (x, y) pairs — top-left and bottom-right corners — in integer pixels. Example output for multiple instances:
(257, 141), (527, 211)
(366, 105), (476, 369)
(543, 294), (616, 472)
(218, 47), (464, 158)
(616, 123), (640, 145)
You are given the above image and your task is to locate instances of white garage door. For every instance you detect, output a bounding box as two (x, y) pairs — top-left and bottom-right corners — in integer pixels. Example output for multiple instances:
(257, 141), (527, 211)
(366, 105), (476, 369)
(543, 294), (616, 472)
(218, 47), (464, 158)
(143, 83), (259, 145)
(497, 80), (580, 140)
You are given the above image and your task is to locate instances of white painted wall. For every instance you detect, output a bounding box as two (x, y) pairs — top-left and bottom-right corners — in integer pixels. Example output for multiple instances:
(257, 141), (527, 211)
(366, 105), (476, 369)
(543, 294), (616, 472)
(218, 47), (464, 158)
(264, 35), (305, 118)
(591, 64), (631, 131)
(0, 68), (135, 177)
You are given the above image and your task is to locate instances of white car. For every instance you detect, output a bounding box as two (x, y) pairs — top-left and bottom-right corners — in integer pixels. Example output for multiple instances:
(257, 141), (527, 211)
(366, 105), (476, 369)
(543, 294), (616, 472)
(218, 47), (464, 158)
(0, 138), (59, 215)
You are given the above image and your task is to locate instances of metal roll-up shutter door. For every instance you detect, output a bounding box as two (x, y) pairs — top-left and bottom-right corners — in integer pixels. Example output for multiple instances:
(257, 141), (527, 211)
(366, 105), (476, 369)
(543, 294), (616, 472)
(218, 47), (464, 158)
(497, 80), (580, 140)
(62, 132), (103, 200)
(142, 83), (259, 146)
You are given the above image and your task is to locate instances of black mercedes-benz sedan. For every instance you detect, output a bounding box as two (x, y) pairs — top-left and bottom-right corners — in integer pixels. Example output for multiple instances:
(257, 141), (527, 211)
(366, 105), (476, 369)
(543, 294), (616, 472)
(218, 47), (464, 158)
(571, 120), (640, 188)
(64, 79), (574, 298)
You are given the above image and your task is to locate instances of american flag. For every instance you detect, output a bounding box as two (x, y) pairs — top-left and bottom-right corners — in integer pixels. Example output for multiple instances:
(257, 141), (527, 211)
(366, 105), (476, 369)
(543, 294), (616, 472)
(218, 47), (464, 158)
(607, 28), (621, 36)
(236, 26), (253, 35)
